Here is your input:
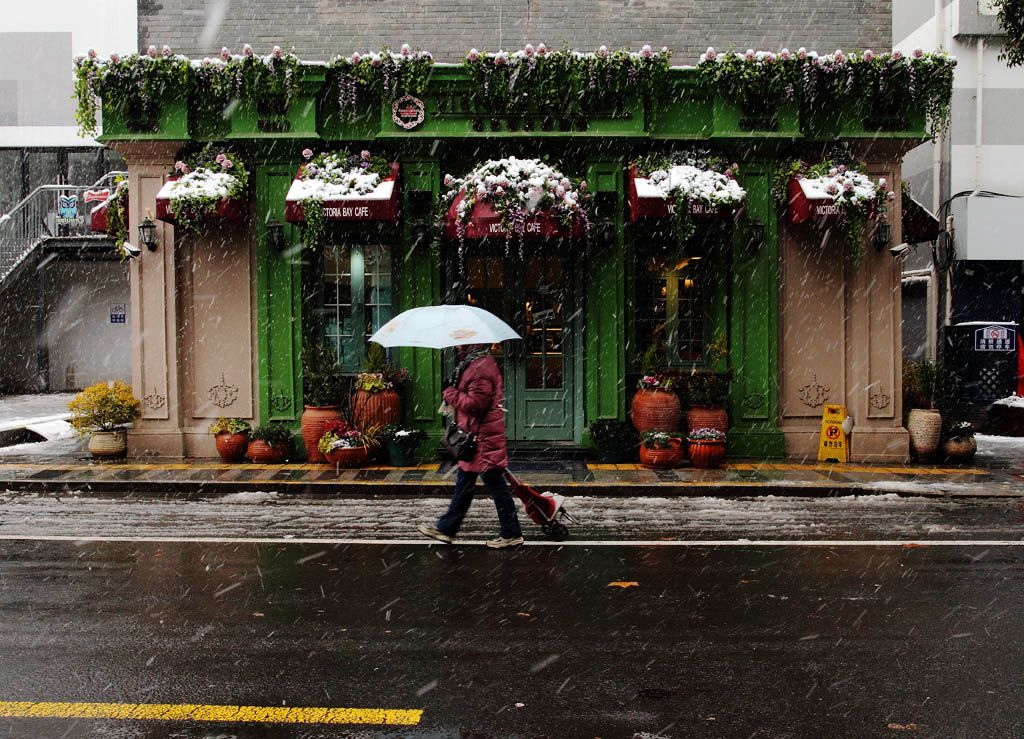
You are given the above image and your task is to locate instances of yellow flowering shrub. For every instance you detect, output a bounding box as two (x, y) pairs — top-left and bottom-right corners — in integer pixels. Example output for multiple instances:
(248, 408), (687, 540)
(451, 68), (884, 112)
(68, 381), (140, 434)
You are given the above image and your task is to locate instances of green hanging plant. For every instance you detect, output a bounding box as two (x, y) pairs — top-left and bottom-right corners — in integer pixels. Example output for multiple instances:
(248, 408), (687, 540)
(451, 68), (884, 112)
(329, 45), (434, 121)
(993, 0), (1024, 68)
(104, 177), (130, 258)
(164, 145), (249, 233)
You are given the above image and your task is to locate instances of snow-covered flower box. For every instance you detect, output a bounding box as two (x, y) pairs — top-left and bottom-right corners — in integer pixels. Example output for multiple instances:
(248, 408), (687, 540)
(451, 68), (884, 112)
(155, 151), (248, 228)
(441, 157), (589, 240)
(284, 158), (400, 224)
(627, 165), (745, 223)
(787, 168), (876, 225)
(86, 186), (126, 235)
(155, 177), (247, 225)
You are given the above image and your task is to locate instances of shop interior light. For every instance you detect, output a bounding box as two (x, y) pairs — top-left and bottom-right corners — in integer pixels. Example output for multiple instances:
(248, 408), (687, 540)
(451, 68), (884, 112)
(138, 217), (158, 252)
(265, 219), (286, 252)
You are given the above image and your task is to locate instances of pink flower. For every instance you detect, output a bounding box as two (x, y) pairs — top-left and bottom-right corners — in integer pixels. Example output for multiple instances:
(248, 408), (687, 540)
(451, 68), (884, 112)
(401, 43), (411, 56)
(912, 47), (923, 59)
(838, 164), (847, 174)
(215, 153), (227, 163)
(524, 44), (534, 57)
(555, 185), (566, 197)
(878, 177), (887, 189)
(892, 50), (903, 61)
(495, 51), (507, 66)
(579, 181), (588, 192)
(468, 48), (479, 62)
(706, 46), (716, 61)
(764, 52), (775, 64)
(243, 44), (254, 57)
(560, 177), (571, 189)
(863, 49), (874, 62)
(273, 45), (283, 59)
(798, 47), (808, 59)
(887, 190), (896, 201)
(174, 161), (188, 173)
(302, 148), (314, 160)
(371, 57), (381, 67)
(825, 182), (839, 195)
(443, 174), (455, 187)
(537, 43), (547, 56)
(147, 45), (158, 58)
(87, 48), (97, 60)
(221, 47), (231, 61)
(360, 149), (371, 161)
(828, 168), (838, 177)
(834, 49), (844, 60)
(162, 45), (173, 57)
(780, 48), (791, 61)
(221, 159), (234, 170)
(641, 44), (653, 59)
(495, 186), (504, 196)
(598, 45), (608, 59)
(109, 53), (120, 63)
(745, 48), (755, 61)
(351, 52), (361, 63)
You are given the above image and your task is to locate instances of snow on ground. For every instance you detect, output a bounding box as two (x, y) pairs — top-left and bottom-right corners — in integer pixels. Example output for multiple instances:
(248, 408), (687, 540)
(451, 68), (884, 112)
(0, 393), (74, 429)
(975, 433), (1024, 467)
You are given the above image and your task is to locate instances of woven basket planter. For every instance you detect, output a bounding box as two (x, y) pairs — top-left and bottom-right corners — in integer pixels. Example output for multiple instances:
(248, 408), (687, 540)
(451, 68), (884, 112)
(87, 430), (127, 459)
(631, 389), (681, 433)
(301, 406), (341, 463)
(907, 409), (943, 461)
(940, 436), (977, 464)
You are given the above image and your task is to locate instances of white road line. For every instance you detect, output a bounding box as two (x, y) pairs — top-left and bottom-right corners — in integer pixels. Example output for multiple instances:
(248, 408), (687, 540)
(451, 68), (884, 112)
(0, 534), (1020, 547)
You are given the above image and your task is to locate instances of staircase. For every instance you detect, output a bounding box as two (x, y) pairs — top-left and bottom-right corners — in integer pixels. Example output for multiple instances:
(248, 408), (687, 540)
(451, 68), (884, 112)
(0, 171), (126, 290)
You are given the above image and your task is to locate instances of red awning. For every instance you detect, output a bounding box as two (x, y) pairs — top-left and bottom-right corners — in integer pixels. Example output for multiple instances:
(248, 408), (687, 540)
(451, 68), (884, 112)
(85, 189), (116, 234)
(626, 166), (731, 224)
(155, 178), (246, 225)
(443, 191), (585, 240)
(284, 163), (400, 224)
(786, 177), (847, 225)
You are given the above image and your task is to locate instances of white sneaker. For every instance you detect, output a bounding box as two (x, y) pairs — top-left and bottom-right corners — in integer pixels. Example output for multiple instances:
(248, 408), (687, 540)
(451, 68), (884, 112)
(417, 524), (454, 544)
(486, 536), (525, 549)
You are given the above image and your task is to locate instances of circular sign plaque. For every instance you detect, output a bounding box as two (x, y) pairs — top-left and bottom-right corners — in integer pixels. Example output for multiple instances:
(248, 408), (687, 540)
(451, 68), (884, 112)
(392, 95), (426, 130)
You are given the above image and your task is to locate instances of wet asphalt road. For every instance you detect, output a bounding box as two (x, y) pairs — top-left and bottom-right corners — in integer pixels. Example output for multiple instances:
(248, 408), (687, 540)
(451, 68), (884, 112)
(1, 535), (1022, 738)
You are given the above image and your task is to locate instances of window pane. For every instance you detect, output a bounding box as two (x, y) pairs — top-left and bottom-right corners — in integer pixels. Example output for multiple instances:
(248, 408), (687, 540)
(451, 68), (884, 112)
(636, 251), (707, 366)
(27, 151), (60, 190)
(67, 150), (100, 185)
(676, 258), (706, 363)
(323, 244), (353, 368)
(0, 150), (22, 214)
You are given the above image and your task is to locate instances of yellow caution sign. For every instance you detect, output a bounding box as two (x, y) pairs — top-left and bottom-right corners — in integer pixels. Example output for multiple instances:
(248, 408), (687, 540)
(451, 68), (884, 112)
(817, 404), (850, 463)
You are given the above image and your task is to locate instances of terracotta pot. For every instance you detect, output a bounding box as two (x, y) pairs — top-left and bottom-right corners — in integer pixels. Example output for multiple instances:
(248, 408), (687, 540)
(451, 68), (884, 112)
(686, 407), (729, 435)
(631, 388), (681, 433)
(907, 408), (943, 461)
(301, 406), (341, 463)
(941, 436), (977, 464)
(247, 440), (288, 464)
(352, 389), (401, 431)
(688, 439), (727, 469)
(325, 445), (369, 468)
(214, 432), (249, 463)
(88, 430), (127, 459)
(639, 439), (684, 469)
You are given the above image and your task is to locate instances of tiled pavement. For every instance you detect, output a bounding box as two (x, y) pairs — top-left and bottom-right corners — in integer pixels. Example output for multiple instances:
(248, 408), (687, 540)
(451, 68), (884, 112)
(0, 457), (1012, 497)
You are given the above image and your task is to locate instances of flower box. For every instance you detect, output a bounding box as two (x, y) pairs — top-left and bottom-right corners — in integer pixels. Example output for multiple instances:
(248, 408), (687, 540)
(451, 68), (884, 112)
(712, 96), (800, 137)
(325, 445), (369, 468)
(284, 163), (400, 223)
(443, 192), (585, 240)
(226, 66), (325, 139)
(787, 176), (876, 226)
(154, 176), (247, 226)
(99, 98), (190, 141)
(639, 437), (684, 468)
(86, 189), (125, 234)
(627, 166), (737, 224)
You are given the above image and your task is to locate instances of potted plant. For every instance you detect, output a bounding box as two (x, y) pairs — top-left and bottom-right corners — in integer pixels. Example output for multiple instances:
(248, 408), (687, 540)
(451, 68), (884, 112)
(68, 381), (140, 459)
(300, 343), (346, 462)
(688, 427), (727, 469)
(639, 431), (684, 468)
(380, 424), (427, 467)
(318, 419), (377, 468)
(208, 417), (251, 462)
(588, 419), (639, 463)
(940, 421), (977, 464)
(682, 370), (731, 434)
(154, 146), (249, 230)
(904, 360), (944, 461)
(352, 342), (409, 431)
(248, 423), (292, 463)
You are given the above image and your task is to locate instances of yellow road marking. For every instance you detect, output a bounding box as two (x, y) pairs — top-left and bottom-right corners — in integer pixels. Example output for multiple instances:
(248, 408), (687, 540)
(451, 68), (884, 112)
(0, 701), (422, 726)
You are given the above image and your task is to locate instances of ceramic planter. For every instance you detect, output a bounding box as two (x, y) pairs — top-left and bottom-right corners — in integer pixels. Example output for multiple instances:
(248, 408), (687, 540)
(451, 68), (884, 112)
(631, 388), (681, 433)
(325, 445), (369, 468)
(87, 430), (127, 459)
(214, 432), (249, 463)
(941, 436), (977, 464)
(688, 439), (726, 469)
(907, 408), (943, 461)
(247, 440), (288, 464)
(301, 406), (341, 462)
(639, 439), (684, 469)
(352, 389), (401, 431)
(686, 407), (729, 435)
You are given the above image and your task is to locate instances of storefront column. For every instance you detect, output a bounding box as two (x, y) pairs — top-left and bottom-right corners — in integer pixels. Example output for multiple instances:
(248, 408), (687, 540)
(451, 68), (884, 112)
(112, 141), (186, 456)
(729, 165), (785, 457)
(583, 161), (627, 436)
(255, 163), (303, 428)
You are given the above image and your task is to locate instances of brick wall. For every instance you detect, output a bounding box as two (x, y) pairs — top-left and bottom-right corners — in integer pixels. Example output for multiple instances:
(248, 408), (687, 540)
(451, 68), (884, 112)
(139, 0), (892, 64)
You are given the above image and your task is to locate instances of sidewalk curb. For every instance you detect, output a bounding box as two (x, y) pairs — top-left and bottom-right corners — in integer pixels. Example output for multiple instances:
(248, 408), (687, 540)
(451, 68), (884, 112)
(3, 478), (1020, 500)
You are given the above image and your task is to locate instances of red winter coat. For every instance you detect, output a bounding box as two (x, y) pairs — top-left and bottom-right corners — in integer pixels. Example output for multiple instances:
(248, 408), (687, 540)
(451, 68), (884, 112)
(442, 354), (509, 473)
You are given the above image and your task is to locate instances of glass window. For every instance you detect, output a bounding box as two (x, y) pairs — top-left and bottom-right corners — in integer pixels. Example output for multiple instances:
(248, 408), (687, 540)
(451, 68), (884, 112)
(636, 255), (707, 366)
(67, 150), (101, 185)
(323, 243), (393, 371)
(0, 150), (22, 214)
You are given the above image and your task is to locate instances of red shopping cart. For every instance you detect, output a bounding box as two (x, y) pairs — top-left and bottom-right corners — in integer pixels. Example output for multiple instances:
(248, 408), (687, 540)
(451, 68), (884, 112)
(504, 470), (579, 540)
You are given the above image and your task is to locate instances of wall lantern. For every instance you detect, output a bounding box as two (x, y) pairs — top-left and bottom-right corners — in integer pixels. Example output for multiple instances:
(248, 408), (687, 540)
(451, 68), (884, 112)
(265, 219), (286, 252)
(138, 217), (158, 252)
(872, 222), (892, 252)
(746, 219), (766, 252)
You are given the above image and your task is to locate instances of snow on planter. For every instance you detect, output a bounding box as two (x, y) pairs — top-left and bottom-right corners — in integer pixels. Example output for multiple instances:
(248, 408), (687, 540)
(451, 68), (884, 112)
(155, 150), (248, 228)
(627, 164), (745, 223)
(787, 167), (876, 225)
(284, 153), (399, 223)
(86, 186), (126, 234)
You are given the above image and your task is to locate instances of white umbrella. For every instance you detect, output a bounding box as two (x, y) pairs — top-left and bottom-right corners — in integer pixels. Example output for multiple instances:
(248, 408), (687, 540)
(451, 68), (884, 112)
(369, 305), (521, 349)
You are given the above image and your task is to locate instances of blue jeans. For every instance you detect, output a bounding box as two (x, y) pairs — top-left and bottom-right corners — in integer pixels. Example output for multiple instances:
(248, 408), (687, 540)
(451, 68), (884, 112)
(436, 468), (523, 539)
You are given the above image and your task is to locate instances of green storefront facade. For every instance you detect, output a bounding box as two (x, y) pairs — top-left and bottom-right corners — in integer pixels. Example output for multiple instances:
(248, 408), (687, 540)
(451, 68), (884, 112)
(103, 60), (935, 460)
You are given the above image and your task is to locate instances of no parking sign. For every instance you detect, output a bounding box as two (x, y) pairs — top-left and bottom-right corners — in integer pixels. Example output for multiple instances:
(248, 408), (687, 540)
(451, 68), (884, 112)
(817, 404), (850, 463)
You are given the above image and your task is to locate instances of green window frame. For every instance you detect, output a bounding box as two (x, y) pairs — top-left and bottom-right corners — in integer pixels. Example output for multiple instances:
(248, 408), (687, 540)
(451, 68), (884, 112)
(635, 254), (709, 368)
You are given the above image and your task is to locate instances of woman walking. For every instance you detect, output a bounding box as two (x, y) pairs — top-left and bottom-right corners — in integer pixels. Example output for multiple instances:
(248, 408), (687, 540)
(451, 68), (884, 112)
(418, 344), (524, 548)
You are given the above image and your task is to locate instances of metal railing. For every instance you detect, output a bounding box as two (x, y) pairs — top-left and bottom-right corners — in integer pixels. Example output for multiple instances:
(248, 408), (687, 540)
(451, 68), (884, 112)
(0, 171), (127, 286)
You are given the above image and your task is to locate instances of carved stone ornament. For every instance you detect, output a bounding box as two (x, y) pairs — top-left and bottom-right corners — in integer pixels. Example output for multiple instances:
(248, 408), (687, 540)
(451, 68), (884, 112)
(271, 391), (292, 413)
(742, 392), (766, 412)
(798, 374), (831, 408)
(143, 387), (166, 411)
(208, 373), (239, 409)
(869, 388), (892, 410)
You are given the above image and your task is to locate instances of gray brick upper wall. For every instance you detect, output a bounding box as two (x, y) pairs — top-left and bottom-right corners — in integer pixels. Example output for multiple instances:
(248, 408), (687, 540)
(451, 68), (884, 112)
(138, 0), (892, 64)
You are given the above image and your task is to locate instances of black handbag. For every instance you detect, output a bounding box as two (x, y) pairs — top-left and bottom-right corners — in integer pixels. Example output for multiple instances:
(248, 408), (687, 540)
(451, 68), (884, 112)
(442, 421), (478, 462)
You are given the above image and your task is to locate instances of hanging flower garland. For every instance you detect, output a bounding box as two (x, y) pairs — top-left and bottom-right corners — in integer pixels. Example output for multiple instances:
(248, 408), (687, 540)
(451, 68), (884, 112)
(329, 45), (434, 120)
(439, 157), (591, 256)
(294, 148), (392, 250)
(463, 44), (671, 119)
(74, 46), (191, 137)
(632, 150), (745, 245)
(697, 47), (956, 136)
(163, 147), (249, 232)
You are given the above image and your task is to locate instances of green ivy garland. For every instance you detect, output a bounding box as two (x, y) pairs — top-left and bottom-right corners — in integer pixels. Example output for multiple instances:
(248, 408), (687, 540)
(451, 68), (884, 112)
(104, 177), (130, 257)
(166, 145), (249, 233)
(993, 0), (1024, 67)
(329, 46), (434, 120)
(74, 46), (191, 137)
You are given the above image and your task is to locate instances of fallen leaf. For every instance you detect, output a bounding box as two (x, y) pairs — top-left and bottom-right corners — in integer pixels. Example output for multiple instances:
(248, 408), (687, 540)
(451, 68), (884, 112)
(887, 723), (920, 731)
(515, 612), (531, 618)
(608, 581), (639, 588)
(901, 543), (928, 548)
